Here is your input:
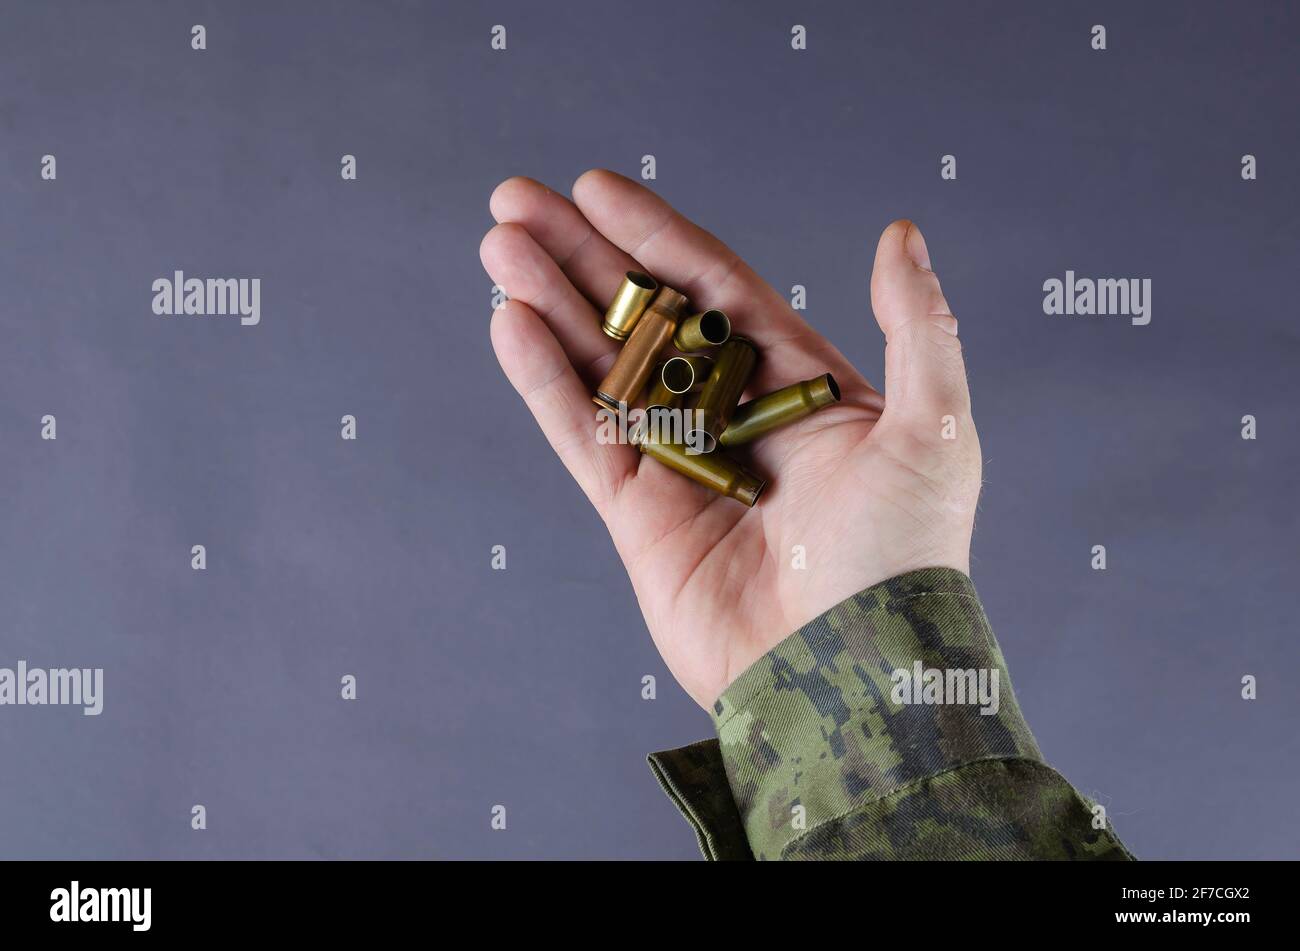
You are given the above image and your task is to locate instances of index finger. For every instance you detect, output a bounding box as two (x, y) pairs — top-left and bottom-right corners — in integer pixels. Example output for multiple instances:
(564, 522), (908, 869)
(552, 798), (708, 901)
(571, 170), (807, 338)
(570, 170), (870, 392)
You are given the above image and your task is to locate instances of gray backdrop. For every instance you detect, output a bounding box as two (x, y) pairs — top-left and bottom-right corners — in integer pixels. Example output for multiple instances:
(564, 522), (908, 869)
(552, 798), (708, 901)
(1, 0), (1296, 859)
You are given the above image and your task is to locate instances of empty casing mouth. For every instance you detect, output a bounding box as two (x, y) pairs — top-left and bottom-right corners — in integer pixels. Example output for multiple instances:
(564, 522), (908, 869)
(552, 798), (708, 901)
(601, 271), (659, 341)
(814, 373), (841, 406)
(673, 309), (731, 352)
(660, 355), (714, 394)
(661, 357), (695, 394)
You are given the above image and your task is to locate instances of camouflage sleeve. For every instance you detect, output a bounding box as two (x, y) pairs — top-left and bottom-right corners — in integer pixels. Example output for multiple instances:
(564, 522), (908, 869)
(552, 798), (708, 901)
(649, 567), (1134, 861)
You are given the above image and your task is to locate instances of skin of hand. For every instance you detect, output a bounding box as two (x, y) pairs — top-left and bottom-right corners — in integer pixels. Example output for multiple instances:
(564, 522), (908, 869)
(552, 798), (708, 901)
(481, 170), (981, 711)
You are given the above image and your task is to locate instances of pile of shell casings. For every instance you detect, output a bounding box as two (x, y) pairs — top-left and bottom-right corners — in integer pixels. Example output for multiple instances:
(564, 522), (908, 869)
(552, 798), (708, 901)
(592, 271), (842, 507)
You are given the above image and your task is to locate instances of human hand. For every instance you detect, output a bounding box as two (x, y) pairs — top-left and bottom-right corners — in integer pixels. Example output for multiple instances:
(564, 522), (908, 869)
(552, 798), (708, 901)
(481, 171), (981, 709)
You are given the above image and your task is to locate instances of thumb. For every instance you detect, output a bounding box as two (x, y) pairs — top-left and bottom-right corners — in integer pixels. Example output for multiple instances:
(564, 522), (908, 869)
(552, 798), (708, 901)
(869, 220), (971, 431)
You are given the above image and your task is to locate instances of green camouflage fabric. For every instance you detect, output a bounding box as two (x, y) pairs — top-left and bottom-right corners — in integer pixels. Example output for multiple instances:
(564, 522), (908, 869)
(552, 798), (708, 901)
(647, 739), (752, 860)
(649, 567), (1134, 861)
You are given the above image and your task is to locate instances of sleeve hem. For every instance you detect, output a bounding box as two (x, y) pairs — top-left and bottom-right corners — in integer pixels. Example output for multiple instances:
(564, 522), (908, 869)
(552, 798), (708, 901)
(646, 740), (754, 861)
(647, 752), (718, 860)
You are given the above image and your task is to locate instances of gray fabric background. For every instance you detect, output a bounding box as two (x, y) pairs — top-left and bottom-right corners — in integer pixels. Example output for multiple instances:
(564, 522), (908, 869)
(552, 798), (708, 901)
(1, 0), (1296, 859)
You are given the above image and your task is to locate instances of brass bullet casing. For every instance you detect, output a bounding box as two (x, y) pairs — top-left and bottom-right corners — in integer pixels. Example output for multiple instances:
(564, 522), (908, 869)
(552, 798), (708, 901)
(629, 372), (683, 446)
(601, 271), (659, 341)
(673, 309), (731, 352)
(594, 286), (689, 414)
(643, 373), (683, 412)
(639, 428), (766, 507)
(720, 373), (842, 447)
(660, 355), (715, 394)
(688, 335), (758, 453)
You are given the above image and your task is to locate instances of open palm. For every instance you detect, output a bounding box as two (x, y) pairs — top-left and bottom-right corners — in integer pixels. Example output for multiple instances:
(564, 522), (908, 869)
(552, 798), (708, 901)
(481, 171), (981, 709)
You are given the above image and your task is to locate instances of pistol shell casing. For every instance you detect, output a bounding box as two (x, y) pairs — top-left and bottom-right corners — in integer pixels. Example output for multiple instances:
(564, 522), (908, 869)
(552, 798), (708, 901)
(594, 286), (689, 414)
(688, 335), (758, 453)
(719, 373), (842, 447)
(639, 430), (766, 507)
(601, 271), (659, 341)
(660, 355), (715, 394)
(673, 309), (731, 352)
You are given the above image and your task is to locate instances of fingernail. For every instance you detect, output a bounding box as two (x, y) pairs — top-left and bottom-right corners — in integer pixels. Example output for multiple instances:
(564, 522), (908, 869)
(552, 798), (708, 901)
(904, 221), (932, 270)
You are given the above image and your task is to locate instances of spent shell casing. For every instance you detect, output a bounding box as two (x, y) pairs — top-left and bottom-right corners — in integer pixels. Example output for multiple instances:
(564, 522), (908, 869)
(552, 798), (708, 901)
(601, 271), (659, 341)
(643, 372), (683, 412)
(628, 373), (683, 445)
(639, 429), (766, 507)
(594, 286), (689, 414)
(687, 335), (758, 453)
(672, 309), (731, 352)
(719, 373), (842, 447)
(660, 355), (715, 394)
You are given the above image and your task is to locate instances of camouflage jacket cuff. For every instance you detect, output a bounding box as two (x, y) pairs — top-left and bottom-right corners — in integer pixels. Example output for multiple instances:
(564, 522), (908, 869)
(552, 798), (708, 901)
(709, 567), (1045, 859)
(647, 740), (753, 860)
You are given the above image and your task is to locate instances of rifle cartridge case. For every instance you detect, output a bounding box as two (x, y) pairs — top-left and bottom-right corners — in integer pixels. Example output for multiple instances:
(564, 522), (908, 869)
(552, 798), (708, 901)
(639, 430), (766, 507)
(673, 309), (731, 352)
(687, 336), (758, 453)
(601, 271), (659, 341)
(660, 355), (715, 394)
(594, 287), (689, 414)
(643, 373), (682, 412)
(629, 373), (683, 446)
(719, 373), (842, 447)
